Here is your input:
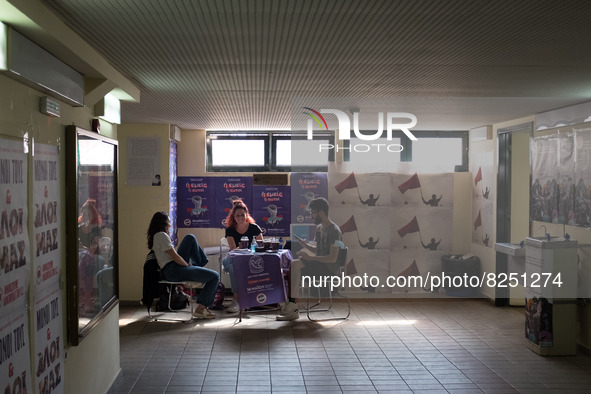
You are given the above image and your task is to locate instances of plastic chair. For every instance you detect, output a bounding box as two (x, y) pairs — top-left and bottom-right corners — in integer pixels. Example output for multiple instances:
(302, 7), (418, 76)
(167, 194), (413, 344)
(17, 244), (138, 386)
(305, 246), (351, 321)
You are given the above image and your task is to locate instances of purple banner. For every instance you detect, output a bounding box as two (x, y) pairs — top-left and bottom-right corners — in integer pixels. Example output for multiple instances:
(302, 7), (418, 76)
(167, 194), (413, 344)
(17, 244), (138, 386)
(290, 173), (328, 224)
(177, 176), (215, 228)
(213, 177), (253, 228)
(169, 142), (178, 244)
(230, 251), (288, 309)
(252, 185), (291, 237)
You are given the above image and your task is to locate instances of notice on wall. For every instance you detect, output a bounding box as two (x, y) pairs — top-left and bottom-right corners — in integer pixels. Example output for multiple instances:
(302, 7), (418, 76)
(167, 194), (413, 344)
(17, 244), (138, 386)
(0, 310), (32, 394)
(126, 137), (161, 185)
(0, 138), (30, 314)
(33, 144), (61, 294)
(34, 287), (64, 394)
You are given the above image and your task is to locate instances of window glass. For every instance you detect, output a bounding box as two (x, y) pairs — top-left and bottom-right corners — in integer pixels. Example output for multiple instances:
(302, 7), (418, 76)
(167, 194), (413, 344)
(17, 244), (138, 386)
(348, 137), (402, 172)
(413, 138), (463, 173)
(211, 139), (265, 166)
(278, 139), (329, 167)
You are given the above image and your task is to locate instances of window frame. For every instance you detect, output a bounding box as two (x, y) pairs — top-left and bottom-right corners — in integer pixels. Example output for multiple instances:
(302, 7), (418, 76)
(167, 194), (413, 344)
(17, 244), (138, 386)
(206, 132), (270, 172)
(343, 130), (468, 172)
(206, 131), (335, 172)
(272, 131), (335, 172)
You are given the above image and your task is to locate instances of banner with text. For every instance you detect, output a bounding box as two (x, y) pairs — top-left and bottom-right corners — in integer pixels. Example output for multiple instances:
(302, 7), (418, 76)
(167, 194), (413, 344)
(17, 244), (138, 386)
(34, 287), (64, 394)
(0, 138), (30, 314)
(33, 144), (61, 294)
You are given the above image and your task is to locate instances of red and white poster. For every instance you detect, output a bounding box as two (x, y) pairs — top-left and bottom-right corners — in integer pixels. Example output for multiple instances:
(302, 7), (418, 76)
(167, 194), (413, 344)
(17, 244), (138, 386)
(33, 144), (61, 294)
(0, 138), (30, 314)
(0, 310), (32, 394)
(34, 287), (64, 394)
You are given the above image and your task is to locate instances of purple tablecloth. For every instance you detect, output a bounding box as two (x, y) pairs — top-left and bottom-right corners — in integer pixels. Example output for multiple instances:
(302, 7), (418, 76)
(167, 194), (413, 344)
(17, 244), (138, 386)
(230, 250), (292, 310)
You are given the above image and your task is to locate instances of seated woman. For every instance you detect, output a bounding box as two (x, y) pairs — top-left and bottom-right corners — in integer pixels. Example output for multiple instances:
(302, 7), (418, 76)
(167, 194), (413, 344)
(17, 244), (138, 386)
(222, 200), (263, 313)
(147, 211), (220, 319)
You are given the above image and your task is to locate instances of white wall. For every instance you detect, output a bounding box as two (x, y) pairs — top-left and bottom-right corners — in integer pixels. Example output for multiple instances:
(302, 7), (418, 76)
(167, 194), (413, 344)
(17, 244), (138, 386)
(0, 74), (120, 394)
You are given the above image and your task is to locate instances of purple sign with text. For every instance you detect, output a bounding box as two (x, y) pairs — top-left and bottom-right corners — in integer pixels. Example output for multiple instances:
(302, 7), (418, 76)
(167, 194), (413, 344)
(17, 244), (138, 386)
(213, 177), (253, 228)
(252, 185), (291, 237)
(231, 252), (287, 309)
(177, 176), (215, 227)
(290, 173), (328, 224)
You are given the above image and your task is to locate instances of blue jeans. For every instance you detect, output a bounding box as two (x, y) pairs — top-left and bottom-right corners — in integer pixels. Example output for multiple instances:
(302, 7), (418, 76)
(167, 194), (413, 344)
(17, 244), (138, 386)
(161, 235), (220, 307)
(222, 255), (237, 293)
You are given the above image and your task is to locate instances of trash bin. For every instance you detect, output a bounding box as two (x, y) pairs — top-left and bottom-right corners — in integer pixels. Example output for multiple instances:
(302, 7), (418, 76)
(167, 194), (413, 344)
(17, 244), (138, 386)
(440, 254), (480, 297)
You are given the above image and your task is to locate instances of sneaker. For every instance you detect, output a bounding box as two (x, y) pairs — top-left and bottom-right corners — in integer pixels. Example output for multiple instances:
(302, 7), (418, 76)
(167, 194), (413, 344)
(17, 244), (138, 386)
(226, 300), (240, 313)
(192, 307), (216, 319)
(276, 301), (299, 321)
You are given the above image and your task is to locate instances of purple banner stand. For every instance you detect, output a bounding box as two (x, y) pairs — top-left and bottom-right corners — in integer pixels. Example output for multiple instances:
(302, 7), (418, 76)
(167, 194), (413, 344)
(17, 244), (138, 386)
(230, 251), (291, 309)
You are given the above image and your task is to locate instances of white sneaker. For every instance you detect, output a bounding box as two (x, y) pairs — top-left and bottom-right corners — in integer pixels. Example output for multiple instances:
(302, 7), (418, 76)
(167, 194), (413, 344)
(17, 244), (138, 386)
(276, 301), (299, 321)
(226, 300), (240, 313)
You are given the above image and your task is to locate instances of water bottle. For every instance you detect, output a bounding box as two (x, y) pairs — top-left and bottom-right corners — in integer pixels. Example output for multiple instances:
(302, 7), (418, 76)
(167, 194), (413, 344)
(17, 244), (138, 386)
(251, 236), (257, 253)
(278, 237), (284, 250)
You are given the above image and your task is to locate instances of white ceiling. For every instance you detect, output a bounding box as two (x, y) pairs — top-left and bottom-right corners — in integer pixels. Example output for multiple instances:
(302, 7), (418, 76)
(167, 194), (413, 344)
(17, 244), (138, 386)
(41, 0), (591, 131)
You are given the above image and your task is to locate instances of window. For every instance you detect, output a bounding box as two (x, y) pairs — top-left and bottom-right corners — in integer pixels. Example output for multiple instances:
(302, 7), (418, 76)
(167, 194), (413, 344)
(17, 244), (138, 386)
(206, 131), (334, 172)
(206, 133), (268, 172)
(343, 130), (467, 173)
(412, 137), (464, 173)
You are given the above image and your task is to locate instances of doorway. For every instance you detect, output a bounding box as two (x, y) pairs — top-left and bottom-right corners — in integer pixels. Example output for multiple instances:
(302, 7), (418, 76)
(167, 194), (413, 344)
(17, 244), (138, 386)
(496, 122), (532, 306)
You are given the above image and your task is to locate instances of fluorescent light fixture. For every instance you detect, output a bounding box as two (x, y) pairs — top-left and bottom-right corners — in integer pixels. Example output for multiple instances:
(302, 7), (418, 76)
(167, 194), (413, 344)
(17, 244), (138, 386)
(94, 92), (121, 124)
(0, 22), (7, 71)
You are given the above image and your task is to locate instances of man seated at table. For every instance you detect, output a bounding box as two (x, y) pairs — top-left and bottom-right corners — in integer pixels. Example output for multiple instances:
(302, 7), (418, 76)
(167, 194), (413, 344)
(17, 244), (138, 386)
(279, 197), (342, 321)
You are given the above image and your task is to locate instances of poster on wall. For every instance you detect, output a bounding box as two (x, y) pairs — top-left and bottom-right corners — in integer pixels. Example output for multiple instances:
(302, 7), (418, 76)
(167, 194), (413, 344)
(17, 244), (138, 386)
(471, 151), (495, 247)
(252, 185), (291, 237)
(0, 138), (30, 314)
(177, 177), (215, 227)
(392, 173), (453, 208)
(290, 173), (328, 224)
(574, 129), (591, 227)
(33, 144), (61, 294)
(324, 170), (454, 298)
(531, 135), (559, 223)
(34, 287), (64, 394)
(169, 142), (178, 244)
(0, 310), (32, 394)
(558, 133), (576, 225)
(213, 177), (253, 228)
(126, 137), (161, 186)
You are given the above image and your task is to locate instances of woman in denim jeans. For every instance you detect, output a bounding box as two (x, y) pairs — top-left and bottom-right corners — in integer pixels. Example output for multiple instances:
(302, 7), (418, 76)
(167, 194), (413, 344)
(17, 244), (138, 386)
(147, 211), (220, 319)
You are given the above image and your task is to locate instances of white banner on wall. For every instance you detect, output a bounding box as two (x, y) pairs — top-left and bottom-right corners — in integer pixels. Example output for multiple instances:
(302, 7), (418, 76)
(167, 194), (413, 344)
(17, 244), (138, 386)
(33, 144), (61, 294)
(471, 151), (494, 247)
(127, 137), (161, 185)
(327, 171), (454, 296)
(0, 310), (32, 394)
(0, 138), (30, 314)
(34, 287), (64, 394)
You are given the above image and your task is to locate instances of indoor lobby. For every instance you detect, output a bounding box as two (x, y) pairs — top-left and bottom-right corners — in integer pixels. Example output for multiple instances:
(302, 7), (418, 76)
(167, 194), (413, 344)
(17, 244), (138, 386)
(2, 1), (591, 394)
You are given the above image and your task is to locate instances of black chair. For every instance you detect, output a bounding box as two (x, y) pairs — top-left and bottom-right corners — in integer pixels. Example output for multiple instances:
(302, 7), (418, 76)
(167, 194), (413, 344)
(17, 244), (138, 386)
(141, 250), (203, 322)
(303, 246), (351, 321)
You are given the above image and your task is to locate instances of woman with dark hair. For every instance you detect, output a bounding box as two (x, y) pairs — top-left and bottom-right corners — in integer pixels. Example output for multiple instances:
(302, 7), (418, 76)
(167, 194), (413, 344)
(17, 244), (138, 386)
(147, 211), (220, 319)
(222, 200), (263, 312)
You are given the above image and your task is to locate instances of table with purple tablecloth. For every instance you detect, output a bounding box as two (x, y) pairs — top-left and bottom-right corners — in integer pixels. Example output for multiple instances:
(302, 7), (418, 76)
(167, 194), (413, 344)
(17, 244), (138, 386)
(229, 249), (292, 310)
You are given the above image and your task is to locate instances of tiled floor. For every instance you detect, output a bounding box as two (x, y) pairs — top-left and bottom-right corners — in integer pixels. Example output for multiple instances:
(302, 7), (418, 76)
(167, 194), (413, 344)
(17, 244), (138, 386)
(114, 299), (591, 393)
